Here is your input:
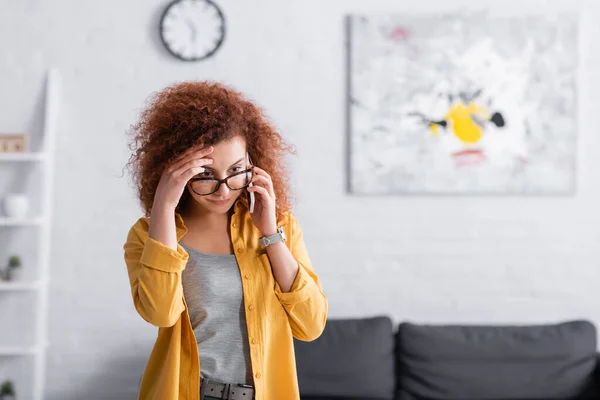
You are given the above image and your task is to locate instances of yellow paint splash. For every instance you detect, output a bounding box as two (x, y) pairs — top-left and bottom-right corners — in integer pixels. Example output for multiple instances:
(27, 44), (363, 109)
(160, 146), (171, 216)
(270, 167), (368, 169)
(443, 102), (490, 144)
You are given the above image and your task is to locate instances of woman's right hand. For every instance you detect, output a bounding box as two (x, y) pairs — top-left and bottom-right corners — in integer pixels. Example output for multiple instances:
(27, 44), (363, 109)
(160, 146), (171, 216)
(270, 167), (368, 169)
(152, 145), (215, 211)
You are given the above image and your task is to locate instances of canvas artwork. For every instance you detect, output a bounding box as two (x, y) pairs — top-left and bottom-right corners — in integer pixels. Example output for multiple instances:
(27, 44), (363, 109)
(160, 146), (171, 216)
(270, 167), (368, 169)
(347, 12), (578, 194)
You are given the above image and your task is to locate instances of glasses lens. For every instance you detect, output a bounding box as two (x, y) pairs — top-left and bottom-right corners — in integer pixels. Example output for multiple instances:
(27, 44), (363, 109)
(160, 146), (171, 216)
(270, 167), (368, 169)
(227, 169), (252, 190)
(191, 179), (219, 195)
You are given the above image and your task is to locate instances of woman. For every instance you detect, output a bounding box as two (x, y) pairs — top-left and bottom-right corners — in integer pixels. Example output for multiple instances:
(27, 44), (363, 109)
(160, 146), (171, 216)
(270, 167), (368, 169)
(123, 81), (328, 400)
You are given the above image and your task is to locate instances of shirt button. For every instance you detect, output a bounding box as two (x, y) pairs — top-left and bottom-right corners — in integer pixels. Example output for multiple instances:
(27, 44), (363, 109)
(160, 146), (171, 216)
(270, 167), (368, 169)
(237, 248), (243, 253)
(233, 222), (238, 228)
(245, 274), (251, 279)
(255, 373), (261, 379)
(251, 339), (257, 345)
(248, 305), (254, 311)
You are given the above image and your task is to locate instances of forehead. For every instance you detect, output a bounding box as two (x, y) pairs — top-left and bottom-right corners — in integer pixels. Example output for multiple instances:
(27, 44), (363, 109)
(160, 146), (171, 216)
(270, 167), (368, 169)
(212, 136), (245, 155)
(205, 136), (247, 167)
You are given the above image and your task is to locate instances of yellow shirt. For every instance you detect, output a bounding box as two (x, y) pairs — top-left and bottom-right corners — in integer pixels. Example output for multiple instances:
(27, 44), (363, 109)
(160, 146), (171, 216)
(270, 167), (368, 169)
(123, 199), (328, 400)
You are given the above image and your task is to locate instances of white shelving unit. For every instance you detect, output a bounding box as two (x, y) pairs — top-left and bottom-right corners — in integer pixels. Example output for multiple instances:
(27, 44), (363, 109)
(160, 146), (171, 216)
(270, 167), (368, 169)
(0, 68), (60, 400)
(0, 217), (46, 226)
(0, 347), (41, 356)
(0, 282), (42, 291)
(0, 153), (47, 162)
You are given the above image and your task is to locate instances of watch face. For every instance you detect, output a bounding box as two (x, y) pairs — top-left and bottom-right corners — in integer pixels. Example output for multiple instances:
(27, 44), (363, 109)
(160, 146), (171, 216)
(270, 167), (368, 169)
(278, 227), (287, 241)
(159, 0), (226, 61)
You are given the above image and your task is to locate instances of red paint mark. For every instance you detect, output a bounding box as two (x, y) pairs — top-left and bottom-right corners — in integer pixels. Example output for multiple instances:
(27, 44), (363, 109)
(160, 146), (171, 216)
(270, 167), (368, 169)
(388, 26), (419, 58)
(452, 149), (484, 157)
(389, 27), (410, 42)
(452, 148), (486, 167)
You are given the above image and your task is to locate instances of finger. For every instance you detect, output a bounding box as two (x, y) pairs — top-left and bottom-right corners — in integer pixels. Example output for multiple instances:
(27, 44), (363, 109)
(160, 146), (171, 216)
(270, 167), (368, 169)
(169, 146), (214, 172)
(168, 148), (209, 171)
(174, 158), (214, 178)
(248, 184), (272, 201)
(252, 167), (274, 193)
(252, 166), (272, 181)
(251, 175), (275, 197)
(180, 164), (211, 183)
(173, 145), (213, 169)
(171, 146), (201, 166)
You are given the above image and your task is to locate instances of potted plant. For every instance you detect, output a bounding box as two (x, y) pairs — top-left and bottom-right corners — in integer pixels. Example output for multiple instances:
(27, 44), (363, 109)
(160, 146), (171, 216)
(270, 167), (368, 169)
(0, 380), (15, 400)
(5, 256), (22, 281)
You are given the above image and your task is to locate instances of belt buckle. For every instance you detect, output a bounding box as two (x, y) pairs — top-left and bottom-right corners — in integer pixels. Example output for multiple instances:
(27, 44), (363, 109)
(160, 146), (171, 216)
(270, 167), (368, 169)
(228, 383), (253, 399)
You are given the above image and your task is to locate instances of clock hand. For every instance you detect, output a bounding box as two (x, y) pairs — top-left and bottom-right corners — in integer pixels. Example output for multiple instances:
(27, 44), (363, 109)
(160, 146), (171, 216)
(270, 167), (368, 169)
(186, 19), (197, 42)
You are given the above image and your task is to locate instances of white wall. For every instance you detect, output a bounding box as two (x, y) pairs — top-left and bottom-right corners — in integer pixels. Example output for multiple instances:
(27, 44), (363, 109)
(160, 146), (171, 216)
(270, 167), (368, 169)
(1, 0), (599, 399)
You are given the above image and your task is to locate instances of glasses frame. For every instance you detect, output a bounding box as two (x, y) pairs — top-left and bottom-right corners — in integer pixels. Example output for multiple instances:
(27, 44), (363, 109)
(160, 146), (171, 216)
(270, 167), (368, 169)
(188, 166), (254, 196)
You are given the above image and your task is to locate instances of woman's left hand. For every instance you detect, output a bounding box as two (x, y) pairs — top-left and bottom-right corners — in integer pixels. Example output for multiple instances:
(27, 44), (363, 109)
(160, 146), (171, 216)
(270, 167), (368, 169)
(247, 166), (278, 236)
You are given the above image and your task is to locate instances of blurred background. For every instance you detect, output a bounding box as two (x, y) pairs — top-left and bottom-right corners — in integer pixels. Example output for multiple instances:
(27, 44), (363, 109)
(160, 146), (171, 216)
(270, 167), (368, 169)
(1, 0), (599, 399)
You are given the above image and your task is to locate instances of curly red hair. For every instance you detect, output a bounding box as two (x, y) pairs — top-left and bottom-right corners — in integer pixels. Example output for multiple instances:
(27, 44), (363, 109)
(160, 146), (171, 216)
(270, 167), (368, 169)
(126, 81), (296, 222)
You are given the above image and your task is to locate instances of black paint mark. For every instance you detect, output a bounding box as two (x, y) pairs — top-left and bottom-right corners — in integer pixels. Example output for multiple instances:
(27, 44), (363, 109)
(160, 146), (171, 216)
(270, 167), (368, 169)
(409, 112), (447, 129)
(490, 112), (505, 127)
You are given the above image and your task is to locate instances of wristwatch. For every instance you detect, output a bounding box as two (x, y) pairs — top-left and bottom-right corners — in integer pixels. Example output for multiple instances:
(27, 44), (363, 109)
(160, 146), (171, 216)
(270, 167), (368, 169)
(259, 226), (287, 247)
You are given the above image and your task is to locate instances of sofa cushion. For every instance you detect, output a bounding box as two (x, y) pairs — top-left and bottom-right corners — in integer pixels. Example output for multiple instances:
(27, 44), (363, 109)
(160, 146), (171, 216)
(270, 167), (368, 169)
(396, 320), (597, 400)
(301, 397), (391, 400)
(294, 316), (395, 399)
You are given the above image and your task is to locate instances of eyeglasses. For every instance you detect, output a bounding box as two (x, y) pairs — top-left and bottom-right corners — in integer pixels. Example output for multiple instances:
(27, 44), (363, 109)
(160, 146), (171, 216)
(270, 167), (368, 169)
(189, 167), (254, 196)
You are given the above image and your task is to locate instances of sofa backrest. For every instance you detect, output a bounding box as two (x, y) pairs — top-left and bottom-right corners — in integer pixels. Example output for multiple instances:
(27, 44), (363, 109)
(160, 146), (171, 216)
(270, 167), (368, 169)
(396, 320), (598, 400)
(294, 315), (396, 400)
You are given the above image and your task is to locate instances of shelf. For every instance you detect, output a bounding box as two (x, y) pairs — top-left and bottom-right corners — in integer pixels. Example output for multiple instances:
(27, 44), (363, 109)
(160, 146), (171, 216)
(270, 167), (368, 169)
(0, 217), (45, 226)
(0, 68), (59, 399)
(0, 281), (42, 291)
(0, 346), (40, 356)
(0, 152), (46, 162)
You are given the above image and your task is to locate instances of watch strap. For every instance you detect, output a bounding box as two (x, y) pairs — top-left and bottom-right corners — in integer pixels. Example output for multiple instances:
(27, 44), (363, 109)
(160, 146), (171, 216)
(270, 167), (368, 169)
(259, 226), (286, 247)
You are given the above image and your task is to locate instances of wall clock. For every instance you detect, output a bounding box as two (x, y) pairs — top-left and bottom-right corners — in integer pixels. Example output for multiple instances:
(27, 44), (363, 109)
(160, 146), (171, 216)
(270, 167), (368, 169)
(159, 0), (226, 61)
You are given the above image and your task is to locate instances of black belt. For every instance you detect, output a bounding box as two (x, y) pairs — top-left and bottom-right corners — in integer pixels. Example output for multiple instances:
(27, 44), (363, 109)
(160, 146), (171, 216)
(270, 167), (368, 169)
(200, 378), (255, 400)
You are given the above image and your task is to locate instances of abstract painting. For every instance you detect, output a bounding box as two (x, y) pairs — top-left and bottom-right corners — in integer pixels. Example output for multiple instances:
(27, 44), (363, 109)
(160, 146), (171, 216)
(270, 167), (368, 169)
(347, 12), (578, 194)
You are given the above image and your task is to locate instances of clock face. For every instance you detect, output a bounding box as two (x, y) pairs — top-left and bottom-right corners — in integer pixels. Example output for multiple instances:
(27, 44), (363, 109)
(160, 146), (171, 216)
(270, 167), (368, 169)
(159, 0), (226, 61)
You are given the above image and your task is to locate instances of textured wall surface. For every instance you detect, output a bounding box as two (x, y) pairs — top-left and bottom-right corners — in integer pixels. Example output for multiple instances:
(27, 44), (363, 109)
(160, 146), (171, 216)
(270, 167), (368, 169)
(0, 0), (598, 399)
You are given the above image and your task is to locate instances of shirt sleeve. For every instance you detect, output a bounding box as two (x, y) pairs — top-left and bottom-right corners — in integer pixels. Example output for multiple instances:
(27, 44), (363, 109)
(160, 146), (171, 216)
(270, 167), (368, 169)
(273, 213), (328, 341)
(123, 219), (189, 328)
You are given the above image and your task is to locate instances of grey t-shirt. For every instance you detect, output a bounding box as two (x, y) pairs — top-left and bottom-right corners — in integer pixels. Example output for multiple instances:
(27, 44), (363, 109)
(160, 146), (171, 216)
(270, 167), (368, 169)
(180, 242), (254, 385)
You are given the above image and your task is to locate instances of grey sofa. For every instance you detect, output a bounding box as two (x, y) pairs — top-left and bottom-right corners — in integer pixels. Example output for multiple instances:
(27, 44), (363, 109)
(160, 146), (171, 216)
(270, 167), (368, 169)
(294, 317), (600, 400)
